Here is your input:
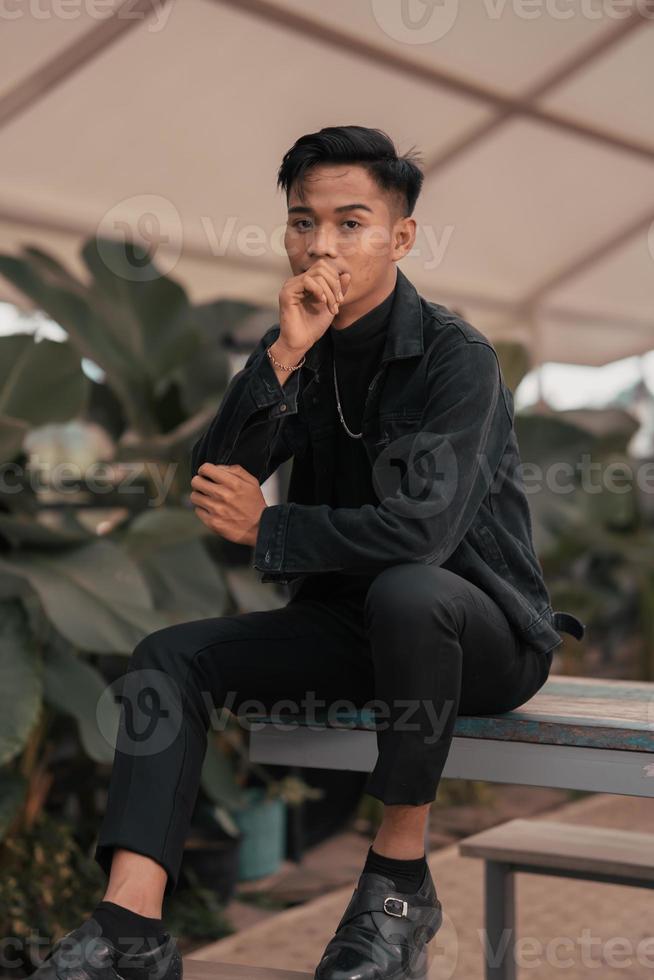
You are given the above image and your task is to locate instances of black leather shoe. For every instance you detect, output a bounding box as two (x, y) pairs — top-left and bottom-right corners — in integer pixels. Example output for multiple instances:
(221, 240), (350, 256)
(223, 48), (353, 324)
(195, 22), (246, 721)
(30, 917), (182, 980)
(314, 863), (443, 980)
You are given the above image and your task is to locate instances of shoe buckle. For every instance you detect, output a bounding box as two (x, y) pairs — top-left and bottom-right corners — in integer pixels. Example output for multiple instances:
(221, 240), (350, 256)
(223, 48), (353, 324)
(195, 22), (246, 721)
(383, 896), (408, 918)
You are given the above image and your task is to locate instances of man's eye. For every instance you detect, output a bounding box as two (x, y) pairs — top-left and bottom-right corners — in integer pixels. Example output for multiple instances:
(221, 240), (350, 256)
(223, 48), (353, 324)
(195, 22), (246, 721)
(291, 219), (361, 231)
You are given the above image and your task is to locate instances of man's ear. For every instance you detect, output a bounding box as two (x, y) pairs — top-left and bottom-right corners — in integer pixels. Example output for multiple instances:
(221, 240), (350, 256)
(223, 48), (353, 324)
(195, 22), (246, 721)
(394, 216), (416, 260)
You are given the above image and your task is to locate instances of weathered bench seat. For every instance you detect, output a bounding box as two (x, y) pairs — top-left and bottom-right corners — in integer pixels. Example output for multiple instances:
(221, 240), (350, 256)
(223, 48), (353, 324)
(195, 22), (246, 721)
(249, 676), (654, 797)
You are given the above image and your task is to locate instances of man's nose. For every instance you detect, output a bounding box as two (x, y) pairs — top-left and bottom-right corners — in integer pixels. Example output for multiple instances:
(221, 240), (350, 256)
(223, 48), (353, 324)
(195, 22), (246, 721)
(307, 226), (338, 259)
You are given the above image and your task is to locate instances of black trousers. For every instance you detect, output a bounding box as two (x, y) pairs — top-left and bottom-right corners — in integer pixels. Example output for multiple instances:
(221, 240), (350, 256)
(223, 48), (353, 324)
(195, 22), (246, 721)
(94, 563), (553, 896)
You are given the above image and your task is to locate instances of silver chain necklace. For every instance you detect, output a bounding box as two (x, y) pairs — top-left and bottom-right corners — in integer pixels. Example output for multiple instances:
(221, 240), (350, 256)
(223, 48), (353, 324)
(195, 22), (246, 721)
(331, 285), (395, 440)
(332, 355), (363, 439)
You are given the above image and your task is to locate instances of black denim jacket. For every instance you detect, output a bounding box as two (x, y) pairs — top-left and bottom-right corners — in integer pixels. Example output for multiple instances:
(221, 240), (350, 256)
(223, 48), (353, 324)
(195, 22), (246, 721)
(191, 267), (585, 656)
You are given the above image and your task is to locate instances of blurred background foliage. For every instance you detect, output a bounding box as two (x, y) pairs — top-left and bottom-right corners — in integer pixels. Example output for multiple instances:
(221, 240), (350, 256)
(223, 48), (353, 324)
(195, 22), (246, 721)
(495, 339), (654, 682)
(0, 237), (315, 963)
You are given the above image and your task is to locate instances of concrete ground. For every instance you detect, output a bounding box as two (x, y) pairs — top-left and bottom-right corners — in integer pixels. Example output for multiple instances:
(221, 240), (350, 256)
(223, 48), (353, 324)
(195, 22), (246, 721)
(188, 791), (654, 979)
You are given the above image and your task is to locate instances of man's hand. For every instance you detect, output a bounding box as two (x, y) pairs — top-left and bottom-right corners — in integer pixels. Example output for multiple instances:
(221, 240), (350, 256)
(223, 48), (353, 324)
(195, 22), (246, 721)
(278, 258), (351, 353)
(191, 463), (266, 547)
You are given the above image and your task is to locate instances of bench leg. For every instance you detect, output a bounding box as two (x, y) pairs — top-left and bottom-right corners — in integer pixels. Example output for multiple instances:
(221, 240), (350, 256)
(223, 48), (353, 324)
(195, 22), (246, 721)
(484, 861), (516, 980)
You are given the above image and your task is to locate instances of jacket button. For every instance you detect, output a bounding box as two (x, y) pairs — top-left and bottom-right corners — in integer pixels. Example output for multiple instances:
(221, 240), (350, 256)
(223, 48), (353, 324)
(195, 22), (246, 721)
(265, 549), (271, 563)
(279, 403), (287, 412)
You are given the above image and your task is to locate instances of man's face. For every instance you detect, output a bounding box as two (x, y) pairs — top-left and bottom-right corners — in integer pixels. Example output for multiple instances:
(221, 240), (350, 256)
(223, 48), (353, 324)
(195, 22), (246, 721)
(283, 163), (410, 307)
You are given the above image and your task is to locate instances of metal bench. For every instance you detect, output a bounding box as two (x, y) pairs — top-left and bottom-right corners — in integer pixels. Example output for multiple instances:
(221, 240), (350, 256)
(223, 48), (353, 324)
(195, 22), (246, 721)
(458, 817), (654, 980)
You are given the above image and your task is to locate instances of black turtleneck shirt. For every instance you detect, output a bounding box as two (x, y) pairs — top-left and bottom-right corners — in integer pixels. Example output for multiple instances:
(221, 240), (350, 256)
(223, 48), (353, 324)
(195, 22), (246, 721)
(292, 277), (397, 605)
(330, 281), (396, 509)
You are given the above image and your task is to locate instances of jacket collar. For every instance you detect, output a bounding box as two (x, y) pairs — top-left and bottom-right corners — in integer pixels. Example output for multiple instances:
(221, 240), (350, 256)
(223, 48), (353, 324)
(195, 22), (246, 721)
(302, 265), (424, 374)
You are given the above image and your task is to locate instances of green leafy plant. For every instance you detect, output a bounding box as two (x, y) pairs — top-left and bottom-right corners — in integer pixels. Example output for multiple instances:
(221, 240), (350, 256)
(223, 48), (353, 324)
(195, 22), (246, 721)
(0, 811), (105, 976)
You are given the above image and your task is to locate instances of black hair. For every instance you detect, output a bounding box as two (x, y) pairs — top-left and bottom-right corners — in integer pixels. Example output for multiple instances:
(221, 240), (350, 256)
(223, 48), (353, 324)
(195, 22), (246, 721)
(276, 125), (424, 218)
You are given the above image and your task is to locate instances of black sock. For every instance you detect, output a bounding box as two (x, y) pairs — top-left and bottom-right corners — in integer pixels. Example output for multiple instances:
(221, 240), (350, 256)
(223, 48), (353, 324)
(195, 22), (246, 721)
(362, 844), (427, 893)
(91, 900), (167, 954)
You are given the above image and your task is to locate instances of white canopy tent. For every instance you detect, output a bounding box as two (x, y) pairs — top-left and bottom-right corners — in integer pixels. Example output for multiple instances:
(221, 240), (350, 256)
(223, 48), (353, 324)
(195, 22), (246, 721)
(0, 0), (653, 367)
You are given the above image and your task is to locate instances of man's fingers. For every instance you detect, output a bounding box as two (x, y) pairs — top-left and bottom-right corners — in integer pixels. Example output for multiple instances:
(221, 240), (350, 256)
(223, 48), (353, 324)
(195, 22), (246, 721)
(191, 474), (220, 496)
(191, 489), (226, 511)
(310, 274), (339, 314)
(300, 276), (328, 308)
(191, 482), (231, 511)
(197, 462), (234, 483)
(196, 463), (255, 485)
(227, 464), (258, 485)
(305, 261), (343, 301)
(193, 505), (212, 526)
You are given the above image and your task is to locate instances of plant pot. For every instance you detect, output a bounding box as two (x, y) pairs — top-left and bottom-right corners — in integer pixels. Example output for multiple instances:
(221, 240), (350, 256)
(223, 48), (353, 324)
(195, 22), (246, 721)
(232, 786), (287, 881)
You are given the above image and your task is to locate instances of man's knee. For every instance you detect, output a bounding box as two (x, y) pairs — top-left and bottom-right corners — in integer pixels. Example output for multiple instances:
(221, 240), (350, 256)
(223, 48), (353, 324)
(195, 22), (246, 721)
(364, 563), (461, 631)
(129, 623), (193, 677)
(365, 563), (438, 613)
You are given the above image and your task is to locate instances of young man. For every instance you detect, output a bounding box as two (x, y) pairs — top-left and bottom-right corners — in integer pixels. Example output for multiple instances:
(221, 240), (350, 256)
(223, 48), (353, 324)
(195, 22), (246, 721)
(37, 126), (584, 980)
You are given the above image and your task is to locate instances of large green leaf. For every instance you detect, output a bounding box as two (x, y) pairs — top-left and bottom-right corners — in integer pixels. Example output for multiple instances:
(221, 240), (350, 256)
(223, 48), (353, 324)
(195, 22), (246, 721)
(0, 569), (29, 601)
(122, 505), (212, 549)
(0, 246), (158, 435)
(0, 334), (87, 462)
(0, 540), (170, 653)
(0, 599), (43, 764)
(0, 335), (87, 426)
(120, 507), (228, 618)
(174, 299), (260, 415)
(42, 644), (119, 764)
(80, 237), (196, 380)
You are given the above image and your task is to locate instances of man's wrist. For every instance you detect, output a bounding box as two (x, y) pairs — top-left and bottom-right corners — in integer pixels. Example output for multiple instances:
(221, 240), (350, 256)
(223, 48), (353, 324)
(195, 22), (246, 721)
(270, 338), (310, 364)
(266, 339), (308, 389)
